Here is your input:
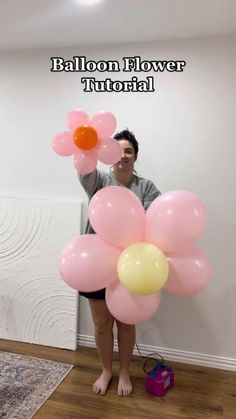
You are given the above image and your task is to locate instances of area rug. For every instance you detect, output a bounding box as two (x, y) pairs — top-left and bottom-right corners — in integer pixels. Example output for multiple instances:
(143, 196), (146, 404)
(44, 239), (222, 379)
(0, 351), (73, 419)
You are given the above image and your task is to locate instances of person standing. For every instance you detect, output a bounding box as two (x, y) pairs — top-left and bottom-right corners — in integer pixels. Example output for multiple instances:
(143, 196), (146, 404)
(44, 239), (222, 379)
(78, 129), (161, 396)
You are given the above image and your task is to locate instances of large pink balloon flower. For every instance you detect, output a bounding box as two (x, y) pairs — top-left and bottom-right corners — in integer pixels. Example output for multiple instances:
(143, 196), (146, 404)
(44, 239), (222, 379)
(52, 109), (122, 174)
(59, 186), (212, 324)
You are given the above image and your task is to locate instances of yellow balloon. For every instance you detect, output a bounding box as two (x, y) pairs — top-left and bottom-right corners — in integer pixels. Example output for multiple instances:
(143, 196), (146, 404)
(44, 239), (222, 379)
(117, 242), (169, 295)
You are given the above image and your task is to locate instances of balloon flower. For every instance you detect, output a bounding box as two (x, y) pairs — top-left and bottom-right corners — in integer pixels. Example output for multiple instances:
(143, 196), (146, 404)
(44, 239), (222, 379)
(59, 187), (212, 324)
(52, 109), (122, 174)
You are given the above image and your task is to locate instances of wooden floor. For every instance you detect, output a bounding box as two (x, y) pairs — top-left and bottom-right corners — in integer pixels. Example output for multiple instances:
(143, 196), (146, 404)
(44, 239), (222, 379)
(0, 340), (235, 419)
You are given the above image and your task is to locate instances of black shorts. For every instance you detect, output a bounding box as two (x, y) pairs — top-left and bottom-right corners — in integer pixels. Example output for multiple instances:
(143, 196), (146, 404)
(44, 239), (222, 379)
(79, 288), (106, 300)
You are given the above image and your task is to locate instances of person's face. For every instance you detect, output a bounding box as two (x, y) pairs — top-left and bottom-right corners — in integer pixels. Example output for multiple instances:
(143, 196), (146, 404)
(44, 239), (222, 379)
(114, 139), (137, 172)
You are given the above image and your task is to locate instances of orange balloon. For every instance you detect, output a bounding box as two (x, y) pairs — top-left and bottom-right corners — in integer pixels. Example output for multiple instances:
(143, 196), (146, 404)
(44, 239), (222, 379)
(73, 125), (98, 150)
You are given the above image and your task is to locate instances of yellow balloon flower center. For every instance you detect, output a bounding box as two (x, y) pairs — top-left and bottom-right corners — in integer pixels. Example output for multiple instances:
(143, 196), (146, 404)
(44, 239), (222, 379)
(117, 242), (169, 295)
(73, 125), (98, 150)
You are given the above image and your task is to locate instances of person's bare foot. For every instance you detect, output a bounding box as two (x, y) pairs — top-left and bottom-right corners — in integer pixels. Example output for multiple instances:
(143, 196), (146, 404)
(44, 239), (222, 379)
(117, 370), (132, 396)
(92, 370), (112, 395)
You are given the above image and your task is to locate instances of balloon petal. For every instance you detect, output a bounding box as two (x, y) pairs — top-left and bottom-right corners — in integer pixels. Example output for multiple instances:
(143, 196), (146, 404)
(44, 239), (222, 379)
(90, 111), (116, 137)
(66, 109), (89, 131)
(59, 235), (121, 292)
(145, 191), (207, 252)
(88, 186), (145, 248)
(106, 281), (161, 325)
(52, 131), (77, 156)
(165, 247), (212, 296)
(97, 138), (122, 164)
(73, 150), (98, 174)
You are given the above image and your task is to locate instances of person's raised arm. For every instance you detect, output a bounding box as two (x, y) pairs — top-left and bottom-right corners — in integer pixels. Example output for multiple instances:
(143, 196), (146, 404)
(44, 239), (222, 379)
(78, 170), (105, 199)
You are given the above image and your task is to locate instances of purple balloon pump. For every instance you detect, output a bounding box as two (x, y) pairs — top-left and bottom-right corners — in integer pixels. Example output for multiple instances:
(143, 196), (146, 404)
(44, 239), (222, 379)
(144, 355), (174, 397)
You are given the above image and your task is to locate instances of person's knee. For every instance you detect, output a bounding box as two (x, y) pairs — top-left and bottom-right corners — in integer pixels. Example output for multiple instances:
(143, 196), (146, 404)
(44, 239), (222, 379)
(116, 321), (135, 334)
(95, 317), (113, 335)
(89, 300), (114, 335)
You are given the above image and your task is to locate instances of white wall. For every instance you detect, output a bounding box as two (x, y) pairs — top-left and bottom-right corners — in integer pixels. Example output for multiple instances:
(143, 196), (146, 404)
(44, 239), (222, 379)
(0, 35), (235, 363)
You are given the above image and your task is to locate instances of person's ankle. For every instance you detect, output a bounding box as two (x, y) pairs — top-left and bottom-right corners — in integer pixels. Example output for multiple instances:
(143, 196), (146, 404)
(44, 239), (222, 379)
(102, 368), (112, 375)
(119, 368), (130, 375)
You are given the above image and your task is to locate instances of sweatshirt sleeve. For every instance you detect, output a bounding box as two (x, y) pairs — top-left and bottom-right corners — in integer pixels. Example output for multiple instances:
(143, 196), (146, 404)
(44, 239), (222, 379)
(143, 180), (161, 211)
(77, 170), (105, 199)
(78, 170), (103, 199)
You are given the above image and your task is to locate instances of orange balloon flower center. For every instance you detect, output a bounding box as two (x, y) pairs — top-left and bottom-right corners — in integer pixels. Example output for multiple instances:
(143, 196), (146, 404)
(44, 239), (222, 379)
(73, 125), (98, 150)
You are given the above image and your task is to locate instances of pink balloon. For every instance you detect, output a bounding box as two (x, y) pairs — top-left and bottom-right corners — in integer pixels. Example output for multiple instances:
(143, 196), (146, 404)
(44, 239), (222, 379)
(66, 109), (89, 131)
(165, 247), (212, 296)
(73, 150), (98, 174)
(145, 191), (207, 252)
(52, 131), (77, 156)
(90, 111), (116, 137)
(106, 281), (161, 324)
(59, 235), (121, 292)
(97, 138), (122, 164)
(88, 186), (145, 248)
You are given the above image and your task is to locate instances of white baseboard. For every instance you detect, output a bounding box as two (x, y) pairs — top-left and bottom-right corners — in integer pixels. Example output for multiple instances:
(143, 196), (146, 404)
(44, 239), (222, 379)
(77, 333), (236, 372)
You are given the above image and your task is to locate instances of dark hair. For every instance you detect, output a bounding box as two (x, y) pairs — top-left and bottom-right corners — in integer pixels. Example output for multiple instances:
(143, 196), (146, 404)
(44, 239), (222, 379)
(114, 129), (139, 155)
